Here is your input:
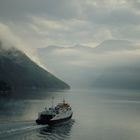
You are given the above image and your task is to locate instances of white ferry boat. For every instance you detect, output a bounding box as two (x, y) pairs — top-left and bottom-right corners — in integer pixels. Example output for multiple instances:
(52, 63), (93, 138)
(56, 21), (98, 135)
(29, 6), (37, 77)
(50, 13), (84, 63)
(36, 99), (73, 125)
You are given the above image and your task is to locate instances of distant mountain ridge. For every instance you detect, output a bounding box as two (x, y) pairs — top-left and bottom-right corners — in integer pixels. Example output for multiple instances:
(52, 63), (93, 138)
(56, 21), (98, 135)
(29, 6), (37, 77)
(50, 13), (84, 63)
(38, 39), (138, 53)
(94, 39), (138, 52)
(0, 42), (70, 91)
(37, 39), (140, 89)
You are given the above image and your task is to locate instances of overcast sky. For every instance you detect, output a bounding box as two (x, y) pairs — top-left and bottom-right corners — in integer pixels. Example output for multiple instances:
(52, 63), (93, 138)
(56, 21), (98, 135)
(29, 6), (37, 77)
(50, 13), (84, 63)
(0, 0), (140, 50)
(0, 0), (140, 89)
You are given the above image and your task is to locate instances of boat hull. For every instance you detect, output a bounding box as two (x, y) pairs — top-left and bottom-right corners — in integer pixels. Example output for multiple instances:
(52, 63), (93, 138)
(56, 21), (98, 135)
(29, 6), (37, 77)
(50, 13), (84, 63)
(36, 114), (73, 125)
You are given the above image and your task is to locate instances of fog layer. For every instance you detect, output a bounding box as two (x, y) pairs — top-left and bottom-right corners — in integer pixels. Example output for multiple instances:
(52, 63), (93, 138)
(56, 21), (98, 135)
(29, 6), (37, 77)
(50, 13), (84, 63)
(37, 40), (140, 89)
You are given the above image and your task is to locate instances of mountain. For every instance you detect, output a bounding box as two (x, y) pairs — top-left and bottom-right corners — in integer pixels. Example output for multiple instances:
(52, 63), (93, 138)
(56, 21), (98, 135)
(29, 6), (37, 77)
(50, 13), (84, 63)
(37, 39), (140, 89)
(0, 42), (70, 91)
(92, 65), (140, 90)
(92, 40), (140, 89)
(94, 39), (138, 52)
(37, 45), (92, 87)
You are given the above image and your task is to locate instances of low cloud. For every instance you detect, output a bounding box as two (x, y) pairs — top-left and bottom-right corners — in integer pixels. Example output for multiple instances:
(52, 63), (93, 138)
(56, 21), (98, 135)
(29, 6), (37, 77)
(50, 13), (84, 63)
(0, 22), (28, 51)
(0, 22), (44, 68)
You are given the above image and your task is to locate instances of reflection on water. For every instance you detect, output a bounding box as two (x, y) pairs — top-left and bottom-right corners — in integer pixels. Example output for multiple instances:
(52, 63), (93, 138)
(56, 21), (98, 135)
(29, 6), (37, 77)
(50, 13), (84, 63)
(0, 89), (67, 100)
(38, 119), (75, 140)
(0, 88), (140, 140)
(0, 89), (68, 121)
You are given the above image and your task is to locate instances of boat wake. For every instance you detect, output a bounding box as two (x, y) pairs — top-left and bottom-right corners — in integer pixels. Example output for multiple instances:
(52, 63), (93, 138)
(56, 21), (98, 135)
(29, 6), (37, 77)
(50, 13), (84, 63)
(0, 119), (75, 140)
(38, 119), (75, 140)
(0, 121), (47, 138)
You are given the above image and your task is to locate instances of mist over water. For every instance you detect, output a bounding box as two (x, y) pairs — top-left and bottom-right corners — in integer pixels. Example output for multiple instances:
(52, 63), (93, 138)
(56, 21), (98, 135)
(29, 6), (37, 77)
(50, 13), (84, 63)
(0, 88), (140, 140)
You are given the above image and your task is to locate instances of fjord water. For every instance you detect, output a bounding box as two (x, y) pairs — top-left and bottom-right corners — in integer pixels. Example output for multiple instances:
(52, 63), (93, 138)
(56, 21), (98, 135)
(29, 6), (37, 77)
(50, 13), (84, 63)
(0, 88), (140, 140)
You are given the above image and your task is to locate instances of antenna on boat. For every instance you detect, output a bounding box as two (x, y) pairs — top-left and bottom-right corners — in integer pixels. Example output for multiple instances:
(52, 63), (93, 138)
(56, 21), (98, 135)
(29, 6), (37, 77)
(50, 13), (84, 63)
(63, 97), (65, 104)
(51, 96), (54, 108)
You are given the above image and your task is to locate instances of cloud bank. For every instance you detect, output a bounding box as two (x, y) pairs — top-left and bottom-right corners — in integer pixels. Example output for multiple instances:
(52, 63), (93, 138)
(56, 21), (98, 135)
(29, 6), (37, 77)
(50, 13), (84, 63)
(0, 0), (140, 48)
(0, 22), (44, 67)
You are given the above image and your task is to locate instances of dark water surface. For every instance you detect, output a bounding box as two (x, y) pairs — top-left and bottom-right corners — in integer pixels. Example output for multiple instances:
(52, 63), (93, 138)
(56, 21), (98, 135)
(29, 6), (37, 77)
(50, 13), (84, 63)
(0, 89), (140, 140)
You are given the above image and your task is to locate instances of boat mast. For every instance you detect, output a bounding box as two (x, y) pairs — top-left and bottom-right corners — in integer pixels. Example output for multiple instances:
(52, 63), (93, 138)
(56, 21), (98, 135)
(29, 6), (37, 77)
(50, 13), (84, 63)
(63, 97), (65, 104)
(51, 96), (54, 108)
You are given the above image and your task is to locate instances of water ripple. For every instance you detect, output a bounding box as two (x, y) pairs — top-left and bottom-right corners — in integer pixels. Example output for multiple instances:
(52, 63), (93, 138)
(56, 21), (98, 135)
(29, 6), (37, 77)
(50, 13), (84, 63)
(38, 119), (75, 140)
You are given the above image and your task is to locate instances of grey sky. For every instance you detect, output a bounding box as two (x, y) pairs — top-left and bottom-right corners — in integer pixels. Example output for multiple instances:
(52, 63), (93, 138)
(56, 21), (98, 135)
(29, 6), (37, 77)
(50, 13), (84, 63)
(0, 0), (140, 89)
(0, 0), (140, 49)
